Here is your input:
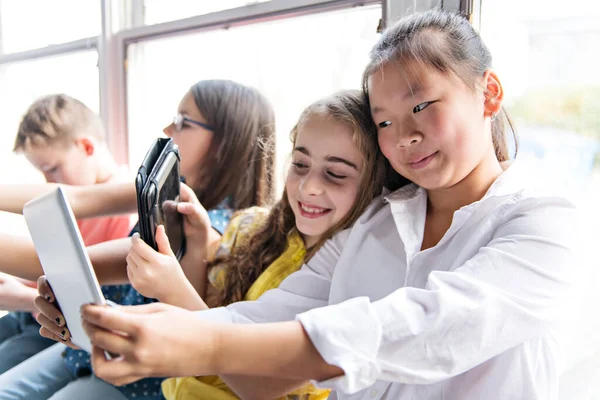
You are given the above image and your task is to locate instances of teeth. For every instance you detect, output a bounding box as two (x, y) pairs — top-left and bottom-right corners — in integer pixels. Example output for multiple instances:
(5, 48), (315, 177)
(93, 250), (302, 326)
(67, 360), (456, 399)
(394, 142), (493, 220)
(300, 203), (326, 214)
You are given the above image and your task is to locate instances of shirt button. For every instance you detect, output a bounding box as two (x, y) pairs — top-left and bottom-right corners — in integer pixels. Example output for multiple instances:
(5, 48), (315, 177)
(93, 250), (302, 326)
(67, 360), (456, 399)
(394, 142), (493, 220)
(370, 388), (378, 398)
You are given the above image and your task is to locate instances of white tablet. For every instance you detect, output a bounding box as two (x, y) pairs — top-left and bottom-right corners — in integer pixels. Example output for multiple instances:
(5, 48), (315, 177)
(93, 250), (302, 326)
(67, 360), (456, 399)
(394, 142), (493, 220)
(23, 187), (106, 353)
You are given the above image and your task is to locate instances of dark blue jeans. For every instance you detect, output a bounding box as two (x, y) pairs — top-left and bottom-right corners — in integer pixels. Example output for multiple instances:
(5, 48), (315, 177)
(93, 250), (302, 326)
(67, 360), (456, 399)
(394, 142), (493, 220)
(0, 311), (56, 373)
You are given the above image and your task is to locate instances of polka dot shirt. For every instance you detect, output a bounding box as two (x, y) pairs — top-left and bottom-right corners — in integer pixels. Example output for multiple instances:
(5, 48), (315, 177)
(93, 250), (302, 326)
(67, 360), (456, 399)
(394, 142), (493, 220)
(63, 199), (233, 400)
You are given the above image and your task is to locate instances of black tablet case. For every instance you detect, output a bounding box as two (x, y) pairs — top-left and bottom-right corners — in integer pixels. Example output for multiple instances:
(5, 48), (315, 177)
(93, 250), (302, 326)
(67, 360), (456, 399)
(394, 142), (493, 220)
(135, 138), (185, 260)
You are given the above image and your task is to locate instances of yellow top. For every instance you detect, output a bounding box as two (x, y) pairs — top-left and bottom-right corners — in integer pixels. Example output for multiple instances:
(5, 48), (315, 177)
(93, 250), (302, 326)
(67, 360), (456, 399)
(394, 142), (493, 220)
(162, 207), (330, 400)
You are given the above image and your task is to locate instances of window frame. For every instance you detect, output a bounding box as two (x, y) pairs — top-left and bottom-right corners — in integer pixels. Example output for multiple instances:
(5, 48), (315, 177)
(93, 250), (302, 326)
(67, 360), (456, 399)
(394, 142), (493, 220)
(0, 0), (466, 164)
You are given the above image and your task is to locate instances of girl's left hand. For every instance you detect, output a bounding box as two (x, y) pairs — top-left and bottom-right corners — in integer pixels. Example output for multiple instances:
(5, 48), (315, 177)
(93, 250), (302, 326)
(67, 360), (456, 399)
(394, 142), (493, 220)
(126, 226), (188, 303)
(81, 302), (220, 386)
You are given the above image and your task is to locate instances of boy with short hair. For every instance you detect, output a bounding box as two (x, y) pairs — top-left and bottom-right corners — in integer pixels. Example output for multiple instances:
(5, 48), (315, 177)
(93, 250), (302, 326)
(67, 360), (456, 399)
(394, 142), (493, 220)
(0, 94), (134, 372)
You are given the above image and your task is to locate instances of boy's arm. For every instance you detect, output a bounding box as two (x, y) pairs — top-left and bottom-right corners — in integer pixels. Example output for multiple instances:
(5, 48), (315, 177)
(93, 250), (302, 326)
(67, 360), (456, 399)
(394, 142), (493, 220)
(0, 184), (57, 214)
(0, 232), (131, 285)
(88, 238), (132, 285)
(0, 233), (44, 280)
(0, 182), (137, 218)
(70, 182), (137, 218)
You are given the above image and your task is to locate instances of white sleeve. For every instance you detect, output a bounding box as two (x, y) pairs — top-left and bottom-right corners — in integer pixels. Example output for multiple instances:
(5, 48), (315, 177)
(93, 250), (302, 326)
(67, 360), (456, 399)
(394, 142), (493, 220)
(297, 196), (578, 394)
(195, 228), (350, 324)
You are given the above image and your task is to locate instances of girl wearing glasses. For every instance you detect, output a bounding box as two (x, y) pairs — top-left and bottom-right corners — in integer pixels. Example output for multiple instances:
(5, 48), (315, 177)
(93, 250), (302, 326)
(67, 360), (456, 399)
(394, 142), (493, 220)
(0, 79), (276, 400)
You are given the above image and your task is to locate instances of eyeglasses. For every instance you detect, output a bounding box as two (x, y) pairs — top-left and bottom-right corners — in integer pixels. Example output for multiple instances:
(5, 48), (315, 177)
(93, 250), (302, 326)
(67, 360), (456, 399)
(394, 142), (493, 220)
(172, 113), (216, 133)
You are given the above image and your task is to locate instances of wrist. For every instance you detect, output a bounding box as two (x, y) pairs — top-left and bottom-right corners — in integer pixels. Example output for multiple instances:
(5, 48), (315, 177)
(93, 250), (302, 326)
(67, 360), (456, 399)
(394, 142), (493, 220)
(19, 288), (39, 312)
(157, 279), (186, 305)
(159, 276), (205, 310)
(210, 322), (228, 376)
(184, 244), (208, 263)
(173, 317), (224, 377)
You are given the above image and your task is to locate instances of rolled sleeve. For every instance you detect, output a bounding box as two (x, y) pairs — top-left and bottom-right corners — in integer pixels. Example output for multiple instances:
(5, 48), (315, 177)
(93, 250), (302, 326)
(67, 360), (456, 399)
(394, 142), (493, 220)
(297, 297), (382, 393)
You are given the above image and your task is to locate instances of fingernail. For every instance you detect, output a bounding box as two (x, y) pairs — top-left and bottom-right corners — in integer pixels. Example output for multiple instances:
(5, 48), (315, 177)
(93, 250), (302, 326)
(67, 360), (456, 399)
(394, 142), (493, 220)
(46, 295), (52, 302)
(60, 330), (66, 340)
(55, 317), (61, 326)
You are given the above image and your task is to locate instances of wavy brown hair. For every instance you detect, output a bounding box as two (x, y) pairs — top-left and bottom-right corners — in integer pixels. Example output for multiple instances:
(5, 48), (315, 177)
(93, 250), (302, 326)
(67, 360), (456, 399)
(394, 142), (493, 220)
(214, 90), (386, 306)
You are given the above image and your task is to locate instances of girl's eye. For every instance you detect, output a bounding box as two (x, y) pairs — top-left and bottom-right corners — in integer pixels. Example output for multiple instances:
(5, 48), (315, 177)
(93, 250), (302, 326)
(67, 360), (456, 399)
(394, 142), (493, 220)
(413, 101), (437, 113)
(291, 161), (307, 169)
(327, 171), (346, 180)
(378, 120), (392, 128)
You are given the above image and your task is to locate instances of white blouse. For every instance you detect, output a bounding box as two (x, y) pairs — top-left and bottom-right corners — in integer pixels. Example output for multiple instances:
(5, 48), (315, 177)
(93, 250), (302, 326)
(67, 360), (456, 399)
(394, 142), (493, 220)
(198, 162), (578, 400)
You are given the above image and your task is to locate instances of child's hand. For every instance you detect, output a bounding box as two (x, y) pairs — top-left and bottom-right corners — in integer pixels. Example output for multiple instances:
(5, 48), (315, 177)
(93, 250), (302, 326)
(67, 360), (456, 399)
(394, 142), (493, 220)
(178, 183), (212, 247)
(81, 302), (220, 386)
(0, 272), (38, 312)
(34, 276), (80, 349)
(127, 225), (188, 303)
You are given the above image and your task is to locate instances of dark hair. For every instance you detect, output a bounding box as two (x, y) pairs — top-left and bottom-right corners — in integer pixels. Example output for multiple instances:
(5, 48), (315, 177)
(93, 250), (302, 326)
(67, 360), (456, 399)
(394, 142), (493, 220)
(216, 90), (386, 306)
(189, 80), (276, 211)
(14, 94), (105, 152)
(363, 9), (517, 161)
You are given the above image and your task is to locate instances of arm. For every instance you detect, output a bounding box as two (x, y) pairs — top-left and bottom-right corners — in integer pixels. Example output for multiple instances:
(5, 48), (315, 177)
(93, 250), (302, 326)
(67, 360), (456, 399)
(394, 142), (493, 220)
(218, 323), (340, 399)
(213, 244), (340, 398)
(0, 272), (39, 312)
(0, 232), (131, 285)
(175, 184), (222, 298)
(89, 237), (132, 285)
(178, 227), (221, 299)
(190, 228), (346, 399)
(0, 233), (44, 280)
(186, 196), (580, 396)
(83, 196), (577, 395)
(125, 185), (223, 308)
(290, 196), (578, 393)
(14, 277), (37, 287)
(80, 229), (346, 391)
(126, 227), (211, 310)
(0, 182), (137, 218)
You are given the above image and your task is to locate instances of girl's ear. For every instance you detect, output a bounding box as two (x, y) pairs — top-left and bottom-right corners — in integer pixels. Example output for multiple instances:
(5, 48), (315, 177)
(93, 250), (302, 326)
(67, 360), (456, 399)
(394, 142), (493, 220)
(483, 69), (504, 118)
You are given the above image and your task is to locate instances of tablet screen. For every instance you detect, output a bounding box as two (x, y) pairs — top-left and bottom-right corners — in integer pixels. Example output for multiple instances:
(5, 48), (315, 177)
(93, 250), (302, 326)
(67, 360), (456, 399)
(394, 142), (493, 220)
(156, 162), (184, 258)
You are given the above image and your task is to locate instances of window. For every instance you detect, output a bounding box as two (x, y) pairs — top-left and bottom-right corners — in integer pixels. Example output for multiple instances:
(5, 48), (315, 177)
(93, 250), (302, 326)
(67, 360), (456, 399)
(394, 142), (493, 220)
(142, 0), (272, 25)
(0, 50), (99, 235)
(127, 5), (382, 186)
(480, 0), (600, 392)
(480, 0), (599, 198)
(0, 0), (100, 54)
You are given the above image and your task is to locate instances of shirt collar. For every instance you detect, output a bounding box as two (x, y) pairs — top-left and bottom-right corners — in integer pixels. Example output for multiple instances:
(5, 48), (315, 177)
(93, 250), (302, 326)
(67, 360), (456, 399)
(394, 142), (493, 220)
(383, 159), (526, 205)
